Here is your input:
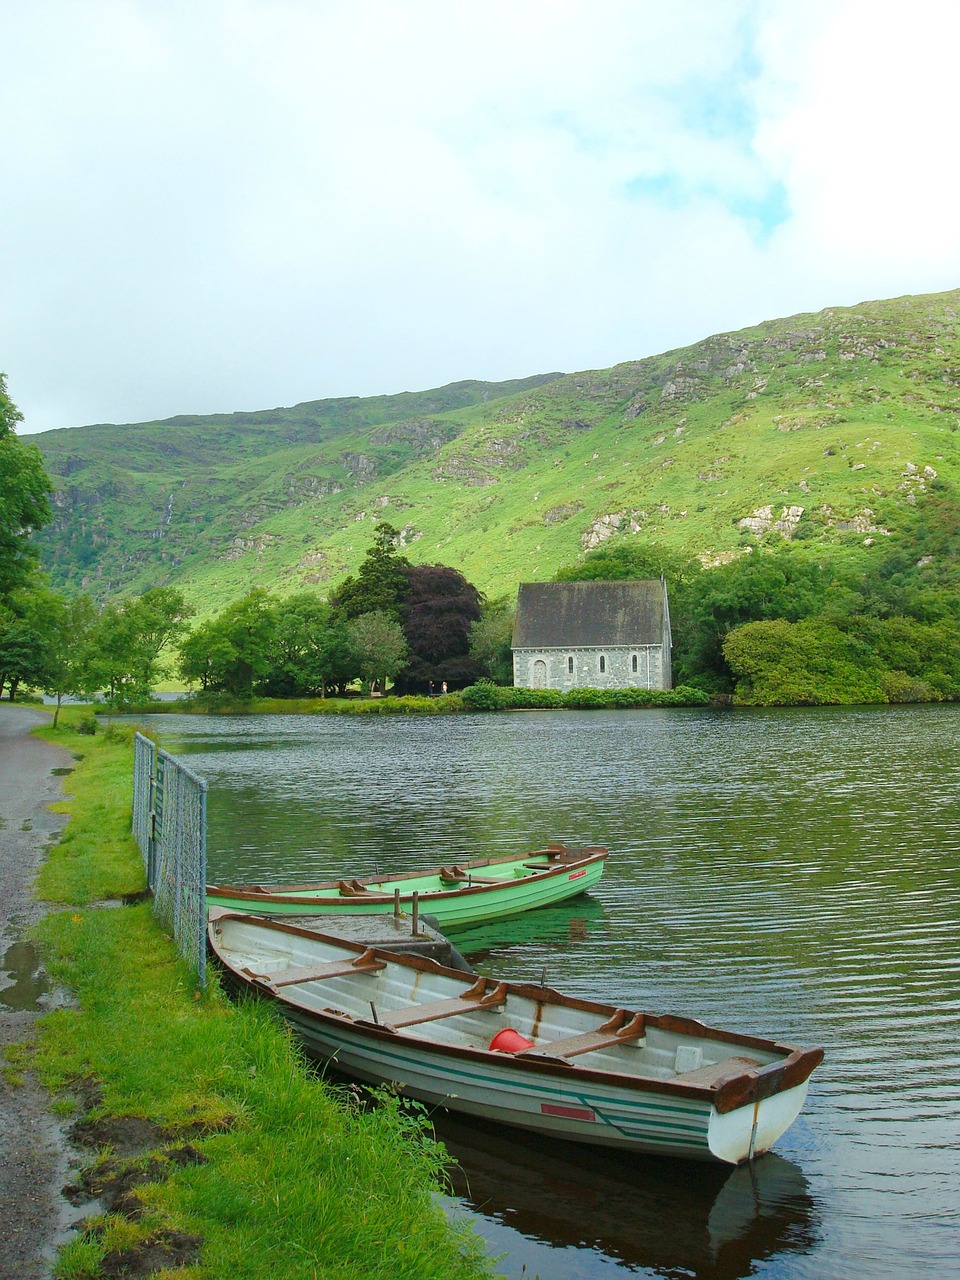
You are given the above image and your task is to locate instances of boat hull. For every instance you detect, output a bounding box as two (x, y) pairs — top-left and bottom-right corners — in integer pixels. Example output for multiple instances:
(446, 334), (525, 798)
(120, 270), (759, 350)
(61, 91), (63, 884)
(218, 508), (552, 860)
(207, 845), (607, 929)
(209, 913), (823, 1165)
(274, 1000), (813, 1163)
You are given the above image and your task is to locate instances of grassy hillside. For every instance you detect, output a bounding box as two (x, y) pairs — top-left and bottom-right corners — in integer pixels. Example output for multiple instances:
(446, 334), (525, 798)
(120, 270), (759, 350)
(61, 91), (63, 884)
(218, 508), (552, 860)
(33, 289), (960, 614)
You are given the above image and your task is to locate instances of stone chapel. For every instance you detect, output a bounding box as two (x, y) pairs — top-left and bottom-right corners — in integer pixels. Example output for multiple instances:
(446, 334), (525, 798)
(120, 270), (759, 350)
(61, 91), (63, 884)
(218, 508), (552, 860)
(511, 579), (672, 691)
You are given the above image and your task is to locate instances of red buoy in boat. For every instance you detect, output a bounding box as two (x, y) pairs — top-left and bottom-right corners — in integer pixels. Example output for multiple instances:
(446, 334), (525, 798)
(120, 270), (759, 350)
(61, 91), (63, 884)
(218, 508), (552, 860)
(489, 1027), (535, 1053)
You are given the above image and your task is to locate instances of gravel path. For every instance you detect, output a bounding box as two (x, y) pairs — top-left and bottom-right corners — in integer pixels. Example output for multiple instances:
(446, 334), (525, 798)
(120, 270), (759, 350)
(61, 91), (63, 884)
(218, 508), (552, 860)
(0, 704), (74, 1280)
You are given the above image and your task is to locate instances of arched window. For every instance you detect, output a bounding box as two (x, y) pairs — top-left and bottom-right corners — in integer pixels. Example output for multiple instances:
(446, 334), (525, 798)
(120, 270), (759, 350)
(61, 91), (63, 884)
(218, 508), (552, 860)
(567, 655), (574, 674)
(599, 654), (606, 674)
(631, 653), (638, 673)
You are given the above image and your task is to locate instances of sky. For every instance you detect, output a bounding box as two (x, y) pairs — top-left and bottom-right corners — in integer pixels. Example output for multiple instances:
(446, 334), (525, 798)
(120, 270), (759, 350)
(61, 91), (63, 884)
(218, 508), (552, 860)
(4, 0), (960, 435)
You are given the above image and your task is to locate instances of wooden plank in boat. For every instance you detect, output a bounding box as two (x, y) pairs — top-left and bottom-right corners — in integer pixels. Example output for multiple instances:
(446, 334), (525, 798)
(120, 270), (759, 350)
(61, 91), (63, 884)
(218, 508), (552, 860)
(439, 866), (508, 884)
(244, 948), (387, 988)
(519, 1011), (647, 1061)
(380, 980), (508, 1028)
(673, 1055), (761, 1086)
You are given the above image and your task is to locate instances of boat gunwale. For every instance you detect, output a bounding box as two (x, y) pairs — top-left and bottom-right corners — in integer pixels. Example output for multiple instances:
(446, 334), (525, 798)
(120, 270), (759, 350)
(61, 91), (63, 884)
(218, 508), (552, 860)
(207, 910), (824, 1116)
(206, 845), (608, 905)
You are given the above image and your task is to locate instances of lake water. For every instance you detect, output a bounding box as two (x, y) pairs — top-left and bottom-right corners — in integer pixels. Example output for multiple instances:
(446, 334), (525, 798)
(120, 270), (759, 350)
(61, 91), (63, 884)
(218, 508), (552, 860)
(139, 704), (960, 1280)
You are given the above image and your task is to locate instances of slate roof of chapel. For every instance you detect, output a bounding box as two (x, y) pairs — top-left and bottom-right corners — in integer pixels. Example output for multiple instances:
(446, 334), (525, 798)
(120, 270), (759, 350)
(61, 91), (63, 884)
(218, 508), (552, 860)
(512, 580), (667, 649)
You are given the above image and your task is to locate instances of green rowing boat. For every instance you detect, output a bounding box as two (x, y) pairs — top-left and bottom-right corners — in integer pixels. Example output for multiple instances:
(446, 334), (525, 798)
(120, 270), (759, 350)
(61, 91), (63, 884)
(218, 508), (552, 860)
(206, 843), (607, 929)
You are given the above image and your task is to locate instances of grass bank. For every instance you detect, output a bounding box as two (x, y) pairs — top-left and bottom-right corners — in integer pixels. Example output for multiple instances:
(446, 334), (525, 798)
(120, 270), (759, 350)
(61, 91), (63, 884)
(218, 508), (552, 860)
(22, 709), (496, 1280)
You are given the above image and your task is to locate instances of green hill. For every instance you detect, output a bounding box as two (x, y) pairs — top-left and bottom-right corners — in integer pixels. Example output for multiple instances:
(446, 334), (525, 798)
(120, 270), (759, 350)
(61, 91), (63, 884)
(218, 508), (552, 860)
(33, 288), (960, 614)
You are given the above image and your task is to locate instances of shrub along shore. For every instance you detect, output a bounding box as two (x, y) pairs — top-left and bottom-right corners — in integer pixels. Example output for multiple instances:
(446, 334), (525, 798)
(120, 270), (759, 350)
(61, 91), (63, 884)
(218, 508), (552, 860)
(117, 681), (713, 719)
(24, 709), (496, 1280)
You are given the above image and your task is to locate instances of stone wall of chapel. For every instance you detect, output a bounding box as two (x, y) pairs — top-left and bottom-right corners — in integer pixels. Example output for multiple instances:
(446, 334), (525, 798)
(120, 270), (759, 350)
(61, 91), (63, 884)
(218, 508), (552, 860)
(512, 645), (666, 691)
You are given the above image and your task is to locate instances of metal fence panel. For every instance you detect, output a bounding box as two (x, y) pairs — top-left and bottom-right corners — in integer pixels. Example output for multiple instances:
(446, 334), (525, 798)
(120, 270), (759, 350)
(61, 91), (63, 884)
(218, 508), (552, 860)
(152, 748), (208, 986)
(132, 735), (208, 986)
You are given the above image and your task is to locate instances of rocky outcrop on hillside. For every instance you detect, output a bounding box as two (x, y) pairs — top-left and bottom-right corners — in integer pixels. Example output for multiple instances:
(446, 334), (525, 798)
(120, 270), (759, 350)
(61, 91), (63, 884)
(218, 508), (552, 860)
(369, 418), (454, 452)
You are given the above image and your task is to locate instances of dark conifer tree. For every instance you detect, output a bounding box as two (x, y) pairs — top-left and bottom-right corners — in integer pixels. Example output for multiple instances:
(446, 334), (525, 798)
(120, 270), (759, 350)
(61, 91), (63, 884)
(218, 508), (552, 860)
(331, 522), (410, 621)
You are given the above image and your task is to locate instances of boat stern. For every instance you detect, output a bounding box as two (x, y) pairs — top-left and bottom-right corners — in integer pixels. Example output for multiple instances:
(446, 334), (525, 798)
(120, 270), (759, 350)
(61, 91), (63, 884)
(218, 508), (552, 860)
(707, 1077), (813, 1164)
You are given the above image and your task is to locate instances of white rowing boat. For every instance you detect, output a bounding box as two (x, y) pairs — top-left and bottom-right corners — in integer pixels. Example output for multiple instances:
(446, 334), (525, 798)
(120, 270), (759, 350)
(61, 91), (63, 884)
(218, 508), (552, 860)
(208, 910), (823, 1164)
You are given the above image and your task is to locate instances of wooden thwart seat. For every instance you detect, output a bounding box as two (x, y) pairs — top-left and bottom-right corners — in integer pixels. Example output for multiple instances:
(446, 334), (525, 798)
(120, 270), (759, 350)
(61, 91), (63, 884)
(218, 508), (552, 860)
(518, 1010), (646, 1061)
(380, 979), (508, 1029)
(245, 948), (387, 989)
(672, 1055), (761, 1086)
(337, 879), (370, 895)
(439, 866), (506, 885)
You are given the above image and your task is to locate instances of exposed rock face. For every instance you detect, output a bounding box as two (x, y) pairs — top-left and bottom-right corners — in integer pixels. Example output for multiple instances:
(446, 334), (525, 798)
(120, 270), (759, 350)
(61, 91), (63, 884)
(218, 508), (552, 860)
(394, 524), (421, 546)
(433, 458), (497, 486)
(223, 533), (278, 561)
(737, 505), (805, 537)
(284, 474), (343, 502)
(434, 435), (526, 486)
(369, 418), (451, 452)
(820, 506), (890, 535)
(660, 374), (705, 404)
(738, 505), (773, 535)
(699, 547), (750, 568)
(543, 503), (583, 524)
(581, 510), (644, 549)
(298, 549), (328, 569)
(339, 452), (377, 482)
(687, 341), (754, 377)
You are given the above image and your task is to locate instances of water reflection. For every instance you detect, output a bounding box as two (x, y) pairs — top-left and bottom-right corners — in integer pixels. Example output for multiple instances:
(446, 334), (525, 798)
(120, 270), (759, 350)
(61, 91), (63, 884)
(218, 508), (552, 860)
(0, 938), (49, 1011)
(436, 1113), (818, 1280)
(452, 896), (606, 953)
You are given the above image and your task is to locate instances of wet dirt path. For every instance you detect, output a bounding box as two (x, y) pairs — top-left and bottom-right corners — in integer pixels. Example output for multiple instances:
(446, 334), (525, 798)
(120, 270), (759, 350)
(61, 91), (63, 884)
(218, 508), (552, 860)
(0, 704), (73, 1280)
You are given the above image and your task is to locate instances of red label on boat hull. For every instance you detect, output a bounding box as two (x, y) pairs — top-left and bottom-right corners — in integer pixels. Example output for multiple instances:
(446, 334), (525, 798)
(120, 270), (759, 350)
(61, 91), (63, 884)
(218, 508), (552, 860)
(567, 870), (586, 880)
(540, 1102), (596, 1122)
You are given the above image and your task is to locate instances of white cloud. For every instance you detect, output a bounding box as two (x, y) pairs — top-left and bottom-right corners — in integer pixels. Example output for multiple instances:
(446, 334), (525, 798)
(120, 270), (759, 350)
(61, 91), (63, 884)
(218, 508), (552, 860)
(2, 0), (958, 433)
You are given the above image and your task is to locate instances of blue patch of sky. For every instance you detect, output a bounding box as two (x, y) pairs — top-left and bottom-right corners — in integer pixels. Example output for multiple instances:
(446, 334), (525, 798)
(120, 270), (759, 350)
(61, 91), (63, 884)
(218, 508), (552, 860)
(623, 165), (789, 240)
(726, 182), (790, 236)
(624, 171), (789, 241)
(622, 18), (789, 242)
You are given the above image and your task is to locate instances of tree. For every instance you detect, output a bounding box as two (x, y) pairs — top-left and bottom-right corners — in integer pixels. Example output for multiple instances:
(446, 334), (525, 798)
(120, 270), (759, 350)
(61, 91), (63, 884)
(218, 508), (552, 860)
(333, 523), (410, 621)
(469, 595), (516, 685)
(346, 611), (408, 694)
(394, 562), (484, 691)
(0, 598), (46, 701)
(723, 618), (887, 705)
(555, 540), (695, 587)
(85, 602), (155, 706)
(40, 592), (98, 726)
(81, 587), (192, 706)
(128, 586), (193, 666)
(0, 374), (53, 600)
(178, 617), (233, 691)
(676, 546), (861, 690)
(177, 589), (276, 697)
(264, 594), (357, 696)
